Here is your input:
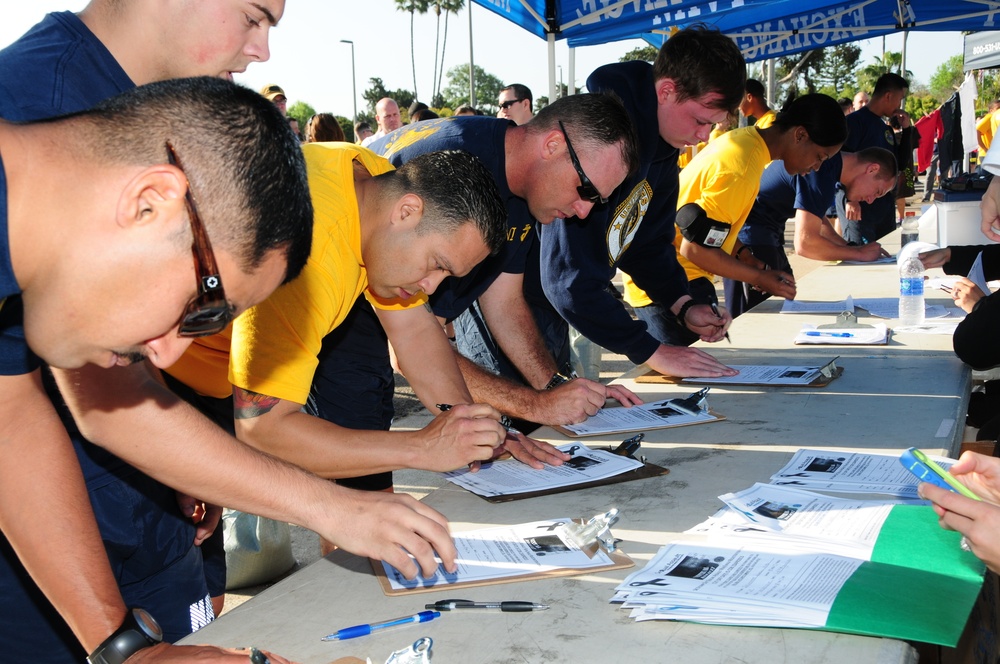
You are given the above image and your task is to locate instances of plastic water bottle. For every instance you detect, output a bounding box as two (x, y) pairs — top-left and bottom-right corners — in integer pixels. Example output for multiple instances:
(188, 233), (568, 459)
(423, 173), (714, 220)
(900, 215), (919, 247)
(899, 256), (925, 325)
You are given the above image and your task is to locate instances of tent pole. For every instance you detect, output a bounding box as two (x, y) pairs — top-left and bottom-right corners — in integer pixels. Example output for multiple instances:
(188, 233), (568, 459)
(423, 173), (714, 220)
(468, 3), (476, 108)
(569, 47), (576, 95)
(548, 33), (557, 105)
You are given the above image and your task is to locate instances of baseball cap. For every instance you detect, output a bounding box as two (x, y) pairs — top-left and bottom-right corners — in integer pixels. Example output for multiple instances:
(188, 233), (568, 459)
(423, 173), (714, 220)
(260, 84), (286, 102)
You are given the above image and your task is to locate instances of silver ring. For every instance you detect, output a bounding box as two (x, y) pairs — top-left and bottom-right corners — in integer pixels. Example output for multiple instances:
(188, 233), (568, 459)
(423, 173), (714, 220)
(960, 536), (972, 552)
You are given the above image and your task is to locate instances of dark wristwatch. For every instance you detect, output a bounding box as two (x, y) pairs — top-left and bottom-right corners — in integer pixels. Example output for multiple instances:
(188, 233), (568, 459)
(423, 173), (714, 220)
(545, 372), (572, 390)
(87, 608), (163, 664)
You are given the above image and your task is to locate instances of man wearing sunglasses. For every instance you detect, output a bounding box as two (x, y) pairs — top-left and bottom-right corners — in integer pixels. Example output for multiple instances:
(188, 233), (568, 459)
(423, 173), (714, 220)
(497, 83), (534, 126)
(354, 94), (643, 435)
(0, 3), (460, 663)
(526, 25), (745, 380)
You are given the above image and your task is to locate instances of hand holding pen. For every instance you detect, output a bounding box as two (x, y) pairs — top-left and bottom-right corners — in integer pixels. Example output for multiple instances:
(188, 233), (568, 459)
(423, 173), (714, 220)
(436, 404), (568, 470)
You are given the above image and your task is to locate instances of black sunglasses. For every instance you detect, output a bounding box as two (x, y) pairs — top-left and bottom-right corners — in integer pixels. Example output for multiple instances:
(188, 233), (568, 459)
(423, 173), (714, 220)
(498, 98), (525, 110)
(165, 142), (234, 337)
(558, 121), (607, 205)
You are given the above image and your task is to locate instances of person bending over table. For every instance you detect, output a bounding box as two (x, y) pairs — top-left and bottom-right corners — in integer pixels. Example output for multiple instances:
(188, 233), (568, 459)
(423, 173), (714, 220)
(722, 147), (898, 317)
(624, 94), (848, 345)
(164, 145), (561, 558)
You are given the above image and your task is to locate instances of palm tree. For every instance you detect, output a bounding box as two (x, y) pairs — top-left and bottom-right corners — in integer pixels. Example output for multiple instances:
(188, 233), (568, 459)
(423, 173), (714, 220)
(431, 0), (465, 106)
(395, 0), (429, 99)
(857, 52), (914, 93)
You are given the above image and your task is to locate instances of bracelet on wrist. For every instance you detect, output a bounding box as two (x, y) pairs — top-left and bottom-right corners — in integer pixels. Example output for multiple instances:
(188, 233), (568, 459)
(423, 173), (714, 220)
(675, 299), (698, 326)
(735, 245), (752, 260)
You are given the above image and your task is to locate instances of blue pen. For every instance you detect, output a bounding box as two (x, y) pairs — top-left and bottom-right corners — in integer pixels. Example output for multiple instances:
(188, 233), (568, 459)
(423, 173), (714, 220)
(321, 610), (441, 641)
(804, 331), (853, 338)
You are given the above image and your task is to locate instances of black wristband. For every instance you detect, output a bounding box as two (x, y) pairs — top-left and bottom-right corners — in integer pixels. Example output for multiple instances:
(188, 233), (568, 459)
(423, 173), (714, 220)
(735, 245), (752, 259)
(675, 299), (698, 326)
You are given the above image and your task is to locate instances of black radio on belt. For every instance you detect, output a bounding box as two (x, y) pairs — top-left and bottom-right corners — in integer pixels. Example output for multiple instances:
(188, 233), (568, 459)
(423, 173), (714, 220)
(676, 203), (730, 248)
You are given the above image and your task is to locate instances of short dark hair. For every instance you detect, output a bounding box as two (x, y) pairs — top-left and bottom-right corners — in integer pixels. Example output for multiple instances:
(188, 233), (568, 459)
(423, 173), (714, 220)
(409, 100), (429, 116)
(872, 73), (909, 98)
(375, 150), (507, 255)
(455, 104), (478, 115)
(73, 77), (312, 283)
(652, 25), (746, 112)
(411, 108), (440, 122)
(838, 97), (853, 111)
(501, 83), (533, 107)
(773, 93), (848, 147)
(745, 79), (766, 101)
(307, 113), (346, 142)
(855, 146), (899, 180)
(526, 92), (640, 178)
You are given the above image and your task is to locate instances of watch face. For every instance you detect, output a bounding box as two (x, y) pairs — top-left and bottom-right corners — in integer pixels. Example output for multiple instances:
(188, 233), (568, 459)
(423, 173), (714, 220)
(132, 608), (164, 642)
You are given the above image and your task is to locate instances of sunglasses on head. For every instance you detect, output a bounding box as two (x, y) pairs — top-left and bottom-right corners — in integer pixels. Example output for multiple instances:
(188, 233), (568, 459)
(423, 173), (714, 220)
(165, 142), (234, 337)
(558, 121), (607, 205)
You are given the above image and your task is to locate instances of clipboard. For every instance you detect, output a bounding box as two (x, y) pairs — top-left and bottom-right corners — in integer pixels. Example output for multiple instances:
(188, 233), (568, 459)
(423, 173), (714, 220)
(370, 516), (635, 596)
(635, 359), (844, 388)
(478, 459), (670, 503)
(551, 409), (725, 437)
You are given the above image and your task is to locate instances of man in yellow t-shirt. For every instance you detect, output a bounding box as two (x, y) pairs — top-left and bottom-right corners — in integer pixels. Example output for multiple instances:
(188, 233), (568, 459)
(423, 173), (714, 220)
(165, 144), (562, 552)
(977, 101), (1000, 157)
(740, 79), (776, 129)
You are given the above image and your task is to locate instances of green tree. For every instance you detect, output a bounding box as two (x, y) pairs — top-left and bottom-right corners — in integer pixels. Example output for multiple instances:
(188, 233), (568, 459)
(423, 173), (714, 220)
(856, 51), (913, 94)
(443, 63), (504, 113)
(619, 45), (658, 63)
(361, 77), (415, 116)
(928, 54), (964, 101)
(337, 115), (355, 142)
(429, 0), (465, 107)
(811, 44), (861, 97)
(287, 101), (316, 131)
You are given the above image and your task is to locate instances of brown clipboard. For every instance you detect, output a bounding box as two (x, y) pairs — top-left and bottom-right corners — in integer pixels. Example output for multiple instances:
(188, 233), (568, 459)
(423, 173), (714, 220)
(478, 459), (670, 503)
(550, 409), (726, 437)
(635, 365), (844, 388)
(371, 518), (634, 596)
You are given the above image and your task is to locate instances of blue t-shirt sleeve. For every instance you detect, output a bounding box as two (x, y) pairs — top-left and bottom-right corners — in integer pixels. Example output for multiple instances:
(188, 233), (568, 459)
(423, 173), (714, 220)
(794, 164), (838, 219)
(0, 297), (41, 375)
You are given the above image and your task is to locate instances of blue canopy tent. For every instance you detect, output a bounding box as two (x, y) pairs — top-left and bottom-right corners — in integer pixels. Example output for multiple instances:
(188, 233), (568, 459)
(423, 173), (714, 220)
(471, 0), (1000, 96)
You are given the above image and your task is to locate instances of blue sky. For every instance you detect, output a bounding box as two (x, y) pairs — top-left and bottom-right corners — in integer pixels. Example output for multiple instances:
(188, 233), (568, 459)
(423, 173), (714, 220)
(3, 1), (965, 118)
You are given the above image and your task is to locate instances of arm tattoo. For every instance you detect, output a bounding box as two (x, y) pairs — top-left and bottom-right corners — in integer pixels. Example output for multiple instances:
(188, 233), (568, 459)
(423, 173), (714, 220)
(234, 388), (281, 420)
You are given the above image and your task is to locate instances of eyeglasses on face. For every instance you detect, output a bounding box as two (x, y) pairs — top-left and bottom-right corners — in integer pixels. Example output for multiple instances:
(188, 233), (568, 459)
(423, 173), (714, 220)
(165, 142), (234, 337)
(498, 98), (525, 111)
(557, 121), (608, 205)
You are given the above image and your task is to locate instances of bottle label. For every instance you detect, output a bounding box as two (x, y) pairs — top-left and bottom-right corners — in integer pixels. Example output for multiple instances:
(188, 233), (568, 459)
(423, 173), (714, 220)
(900, 277), (924, 297)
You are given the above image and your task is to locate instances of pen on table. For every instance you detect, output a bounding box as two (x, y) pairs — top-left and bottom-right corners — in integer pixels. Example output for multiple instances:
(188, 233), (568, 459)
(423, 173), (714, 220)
(436, 403), (522, 436)
(425, 599), (549, 612)
(709, 301), (731, 344)
(804, 331), (853, 338)
(320, 610), (441, 641)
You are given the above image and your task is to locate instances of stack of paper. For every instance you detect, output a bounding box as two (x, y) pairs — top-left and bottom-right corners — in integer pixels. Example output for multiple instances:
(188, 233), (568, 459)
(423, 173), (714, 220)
(611, 483), (985, 646)
(768, 448), (955, 498)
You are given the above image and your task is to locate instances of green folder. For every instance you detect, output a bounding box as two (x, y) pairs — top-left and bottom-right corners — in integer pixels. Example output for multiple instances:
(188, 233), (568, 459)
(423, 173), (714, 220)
(824, 505), (985, 646)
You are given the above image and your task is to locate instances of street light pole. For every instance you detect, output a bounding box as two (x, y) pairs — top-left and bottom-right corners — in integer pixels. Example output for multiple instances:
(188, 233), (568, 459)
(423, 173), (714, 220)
(340, 39), (357, 122)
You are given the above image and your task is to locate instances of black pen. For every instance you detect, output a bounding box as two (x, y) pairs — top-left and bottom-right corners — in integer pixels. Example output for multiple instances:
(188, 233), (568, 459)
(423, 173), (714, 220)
(425, 599), (549, 612)
(709, 302), (731, 344)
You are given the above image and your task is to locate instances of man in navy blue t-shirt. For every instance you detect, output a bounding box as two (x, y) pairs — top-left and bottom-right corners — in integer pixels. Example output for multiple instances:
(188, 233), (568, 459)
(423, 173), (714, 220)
(725, 148), (899, 316)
